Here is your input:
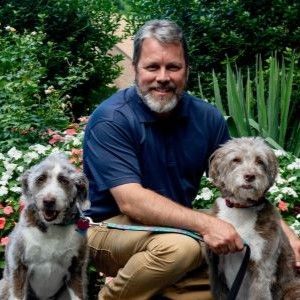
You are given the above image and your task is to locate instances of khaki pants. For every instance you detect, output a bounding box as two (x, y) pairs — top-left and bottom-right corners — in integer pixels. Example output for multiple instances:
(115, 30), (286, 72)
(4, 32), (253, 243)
(88, 215), (212, 300)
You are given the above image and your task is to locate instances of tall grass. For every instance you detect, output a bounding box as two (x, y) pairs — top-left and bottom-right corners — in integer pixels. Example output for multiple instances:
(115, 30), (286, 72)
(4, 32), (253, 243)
(209, 55), (299, 155)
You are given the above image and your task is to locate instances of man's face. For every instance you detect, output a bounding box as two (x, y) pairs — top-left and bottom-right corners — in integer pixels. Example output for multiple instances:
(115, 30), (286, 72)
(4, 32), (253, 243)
(135, 38), (188, 114)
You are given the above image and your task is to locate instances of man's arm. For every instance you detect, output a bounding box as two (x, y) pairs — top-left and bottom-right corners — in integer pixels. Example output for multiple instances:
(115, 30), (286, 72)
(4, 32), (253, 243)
(111, 183), (244, 255)
(280, 219), (300, 267)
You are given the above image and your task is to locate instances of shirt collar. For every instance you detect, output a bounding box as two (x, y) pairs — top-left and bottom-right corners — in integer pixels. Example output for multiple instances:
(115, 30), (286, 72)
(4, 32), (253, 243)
(127, 86), (189, 123)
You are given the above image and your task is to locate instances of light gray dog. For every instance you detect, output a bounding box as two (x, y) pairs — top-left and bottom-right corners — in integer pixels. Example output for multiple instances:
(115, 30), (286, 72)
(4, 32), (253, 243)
(207, 137), (300, 300)
(0, 153), (90, 300)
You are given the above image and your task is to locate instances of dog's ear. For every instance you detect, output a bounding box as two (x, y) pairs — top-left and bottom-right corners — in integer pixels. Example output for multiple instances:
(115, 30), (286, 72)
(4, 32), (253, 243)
(21, 170), (31, 199)
(73, 172), (90, 210)
(266, 148), (278, 186)
(209, 148), (224, 189)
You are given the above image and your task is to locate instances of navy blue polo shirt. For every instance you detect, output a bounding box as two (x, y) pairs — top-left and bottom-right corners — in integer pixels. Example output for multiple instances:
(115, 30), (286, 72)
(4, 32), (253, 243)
(83, 86), (229, 220)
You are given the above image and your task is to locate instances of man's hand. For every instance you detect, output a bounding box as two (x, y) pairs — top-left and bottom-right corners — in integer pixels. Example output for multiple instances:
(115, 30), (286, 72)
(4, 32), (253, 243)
(290, 237), (300, 270)
(202, 216), (244, 255)
(281, 219), (300, 269)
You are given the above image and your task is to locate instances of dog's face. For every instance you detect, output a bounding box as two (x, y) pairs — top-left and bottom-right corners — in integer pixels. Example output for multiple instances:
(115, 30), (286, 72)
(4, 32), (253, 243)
(209, 137), (278, 202)
(21, 153), (89, 224)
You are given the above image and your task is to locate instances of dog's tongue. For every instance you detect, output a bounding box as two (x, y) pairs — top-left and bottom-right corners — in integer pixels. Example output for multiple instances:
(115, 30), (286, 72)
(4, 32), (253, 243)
(43, 210), (58, 221)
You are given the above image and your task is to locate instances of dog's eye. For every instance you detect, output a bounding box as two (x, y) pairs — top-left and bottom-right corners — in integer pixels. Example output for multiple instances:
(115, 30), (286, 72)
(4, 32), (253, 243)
(36, 174), (47, 184)
(256, 157), (265, 166)
(58, 175), (70, 185)
(232, 157), (241, 163)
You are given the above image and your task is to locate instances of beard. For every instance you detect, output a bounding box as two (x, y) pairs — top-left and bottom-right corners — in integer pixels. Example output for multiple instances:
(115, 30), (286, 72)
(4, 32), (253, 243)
(136, 82), (182, 114)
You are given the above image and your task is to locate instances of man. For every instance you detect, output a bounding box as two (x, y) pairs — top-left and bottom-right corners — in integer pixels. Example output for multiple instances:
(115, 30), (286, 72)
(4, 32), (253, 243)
(83, 20), (300, 299)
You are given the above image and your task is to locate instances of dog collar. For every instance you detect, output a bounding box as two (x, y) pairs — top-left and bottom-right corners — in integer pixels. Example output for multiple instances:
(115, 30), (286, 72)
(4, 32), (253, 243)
(76, 217), (90, 232)
(225, 198), (266, 208)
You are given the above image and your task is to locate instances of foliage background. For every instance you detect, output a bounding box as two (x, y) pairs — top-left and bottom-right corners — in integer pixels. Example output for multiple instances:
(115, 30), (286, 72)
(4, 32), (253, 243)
(123, 0), (300, 156)
(123, 0), (300, 93)
(0, 0), (123, 119)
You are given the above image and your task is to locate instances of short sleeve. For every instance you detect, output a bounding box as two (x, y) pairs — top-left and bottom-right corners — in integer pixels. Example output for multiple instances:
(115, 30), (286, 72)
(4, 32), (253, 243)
(83, 116), (141, 191)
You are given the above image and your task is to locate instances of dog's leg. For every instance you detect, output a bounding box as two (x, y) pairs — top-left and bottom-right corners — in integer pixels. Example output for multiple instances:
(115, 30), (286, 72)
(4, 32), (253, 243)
(66, 246), (88, 300)
(0, 278), (10, 300)
(10, 262), (28, 300)
(207, 251), (229, 300)
(247, 262), (273, 300)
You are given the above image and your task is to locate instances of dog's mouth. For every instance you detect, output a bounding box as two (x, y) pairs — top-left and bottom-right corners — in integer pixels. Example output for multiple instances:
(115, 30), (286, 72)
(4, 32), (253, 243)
(43, 209), (59, 222)
(241, 184), (253, 190)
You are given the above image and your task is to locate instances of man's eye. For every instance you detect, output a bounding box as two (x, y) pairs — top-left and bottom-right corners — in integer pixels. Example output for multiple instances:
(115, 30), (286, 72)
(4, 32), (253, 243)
(168, 66), (180, 71)
(146, 65), (158, 71)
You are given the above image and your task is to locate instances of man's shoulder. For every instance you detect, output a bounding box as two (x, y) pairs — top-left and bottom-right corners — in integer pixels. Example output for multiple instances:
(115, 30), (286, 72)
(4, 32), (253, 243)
(89, 87), (136, 125)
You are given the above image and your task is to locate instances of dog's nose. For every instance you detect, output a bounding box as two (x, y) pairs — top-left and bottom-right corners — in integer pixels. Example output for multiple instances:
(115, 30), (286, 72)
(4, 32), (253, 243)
(244, 174), (255, 182)
(43, 197), (56, 208)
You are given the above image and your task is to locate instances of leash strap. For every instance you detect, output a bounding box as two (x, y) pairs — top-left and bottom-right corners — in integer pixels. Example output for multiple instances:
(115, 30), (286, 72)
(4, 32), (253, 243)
(226, 244), (250, 300)
(86, 218), (250, 300)
(103, 222), (204, 241)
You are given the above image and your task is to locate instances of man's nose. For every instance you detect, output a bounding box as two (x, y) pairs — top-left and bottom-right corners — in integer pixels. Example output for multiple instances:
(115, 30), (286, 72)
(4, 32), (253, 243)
(156, 68), (170, 83)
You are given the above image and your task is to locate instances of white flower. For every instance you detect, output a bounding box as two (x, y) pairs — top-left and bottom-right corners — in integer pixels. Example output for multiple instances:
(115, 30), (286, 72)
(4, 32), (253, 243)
(23, 151), (39, 163)
(10, 186), (22, 193)
(29, 144), (50, 155)
(1, 173), (12, 182)
(287, 176), (297, 182)
(290, 220), (300, 236)
(0, 153), (5, 160)
(274, 194), (283, 203)
(287, 158), (300, 170)
(0, 186), (8, 196)
(17, 166), (24, 173)
(198, 187), (214, 201)
(274, 149), (287, 157)
(3, 161), (17, 172)
(7, 147), (23, 160)
(5, 25), (16, 32)
(280, 187), (297, 198)
(0, 180), (8, 186)
(44, 85), (55, 95)
(268, 185), (279, 194)
(71, 137), (81, 147)
(275, 174), (287, 185)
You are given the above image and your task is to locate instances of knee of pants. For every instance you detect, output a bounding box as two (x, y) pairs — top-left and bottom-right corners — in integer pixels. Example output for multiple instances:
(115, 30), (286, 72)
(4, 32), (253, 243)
(147, 234), (203, 273)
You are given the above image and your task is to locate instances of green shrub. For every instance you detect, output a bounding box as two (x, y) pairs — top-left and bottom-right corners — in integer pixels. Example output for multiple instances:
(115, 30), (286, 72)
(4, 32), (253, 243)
(0, 0), (124, 118)
(0, 28), (68, 151)
(123, 0), (300, 98)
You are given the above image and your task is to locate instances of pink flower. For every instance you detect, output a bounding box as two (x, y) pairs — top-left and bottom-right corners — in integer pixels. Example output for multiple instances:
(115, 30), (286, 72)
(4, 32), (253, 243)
(65, 128), (77, 136)
(0, 237), (9, 246)
(0, 217), (6, 229)
(49, 134), (64, 145)
(278, 200), (288, 212)
(47, 129), (57, 135)
(71, 148), (82, 156)
(3, 206), (13, 215)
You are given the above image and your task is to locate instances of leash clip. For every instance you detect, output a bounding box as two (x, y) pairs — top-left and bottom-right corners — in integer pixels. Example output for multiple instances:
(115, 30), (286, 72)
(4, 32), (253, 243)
(84, 217), (107, 228)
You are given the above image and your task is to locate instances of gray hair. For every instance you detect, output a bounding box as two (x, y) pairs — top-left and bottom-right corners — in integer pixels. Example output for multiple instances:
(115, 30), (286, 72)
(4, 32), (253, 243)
(133, 19), (189, 67)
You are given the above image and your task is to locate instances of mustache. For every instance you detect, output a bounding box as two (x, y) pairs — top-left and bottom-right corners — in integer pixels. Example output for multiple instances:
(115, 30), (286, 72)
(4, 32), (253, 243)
(150, 82), (176, 91)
